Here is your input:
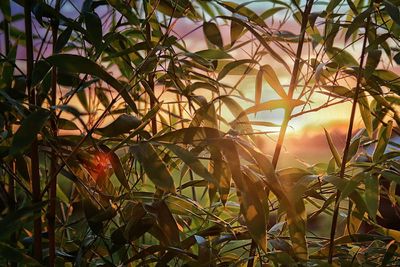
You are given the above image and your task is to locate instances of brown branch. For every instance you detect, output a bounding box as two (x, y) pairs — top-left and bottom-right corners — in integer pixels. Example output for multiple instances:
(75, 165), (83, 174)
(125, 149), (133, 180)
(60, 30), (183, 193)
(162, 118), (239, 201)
(24, 0), (42, 261)
(48, 0), (61, 265)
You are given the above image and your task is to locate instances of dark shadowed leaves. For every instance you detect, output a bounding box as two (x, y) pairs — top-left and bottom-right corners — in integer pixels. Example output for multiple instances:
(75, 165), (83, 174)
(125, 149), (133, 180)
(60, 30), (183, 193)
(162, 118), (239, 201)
(96, 114), (141, 136)
(10, 109), (50, 156)
(46, 54), (138, 113)
(203, 21), (223, 48)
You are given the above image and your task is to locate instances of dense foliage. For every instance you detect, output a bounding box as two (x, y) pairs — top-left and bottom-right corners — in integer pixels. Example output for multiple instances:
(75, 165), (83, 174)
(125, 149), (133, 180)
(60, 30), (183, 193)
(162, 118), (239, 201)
(1, 0), (400, 266)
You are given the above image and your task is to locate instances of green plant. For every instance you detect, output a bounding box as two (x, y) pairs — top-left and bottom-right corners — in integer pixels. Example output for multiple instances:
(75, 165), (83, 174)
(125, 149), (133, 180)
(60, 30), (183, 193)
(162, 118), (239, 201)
(1, 0), (400, 266)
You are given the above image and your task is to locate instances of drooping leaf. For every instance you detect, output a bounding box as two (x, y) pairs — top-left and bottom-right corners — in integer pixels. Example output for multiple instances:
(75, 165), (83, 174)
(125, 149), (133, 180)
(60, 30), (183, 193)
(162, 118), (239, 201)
(373, 120), (393, 162)
(255, 69), (263, 107)
(55, 26), (72, 53)
(46, 54), (138, 113)
(130, 143), (175, 193)
(260, 64), (287, 99)
(10, 109), (50, 156)
(364, 173), (379, 221)
(323, 128), (342, 167)
(327, 47), (358, 67)
(96, 114), (141, 137)
(359, 91), (373, 138)
(384, 0), (400, 26)
(0, 242), (41, 266)
(217, 59), (256, 80)
(203, 21), (223, 48)
(153, 200), (180, 246)
(240, 173), (268, 252)
(218, 16), (290, 72)
(238, 99), (305, 119)
(230, 20), (243, 46)
(195, 49), (232, 60)
(84, 11), (103, 48)
(99, 144), (129, 190)
(162, 143), (215, 184)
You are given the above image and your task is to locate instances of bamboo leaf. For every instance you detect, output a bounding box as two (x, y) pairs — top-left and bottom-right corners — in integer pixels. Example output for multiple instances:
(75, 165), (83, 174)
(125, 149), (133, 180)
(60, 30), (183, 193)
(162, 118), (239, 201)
(260, 64), (288, 99)
(323, 128), (342, 167)
(203, 21), (223, 48)
(130, 143), (176, 193)
(100, 145), (129, 190)
(162, 143), (215, 184)
(10, 109), (50, 156)
(84, 11), (103, 48)
(364, 173), (379, 221)
(255, 68), (263, 107)
(96, 114), (141, 137)
(46, 54), (138, 113)
(373, 120), (393, 162)
(241, 173), (268, 252)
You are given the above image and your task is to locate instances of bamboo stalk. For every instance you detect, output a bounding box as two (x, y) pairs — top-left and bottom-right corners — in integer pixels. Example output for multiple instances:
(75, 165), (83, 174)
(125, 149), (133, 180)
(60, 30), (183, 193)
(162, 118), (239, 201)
(247, 1), (314, 266)
(327, 7), (372, 264)
(24, 0), (42, 261)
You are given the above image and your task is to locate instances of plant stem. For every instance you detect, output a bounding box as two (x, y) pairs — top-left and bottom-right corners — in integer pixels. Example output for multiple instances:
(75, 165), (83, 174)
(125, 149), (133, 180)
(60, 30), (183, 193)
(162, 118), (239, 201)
(328, 9), (371, 264)
(247, 1), (314, 266)
(24, 0), (42, 261)
(271, 0), (314, 167)
(48, 1), (60, 265)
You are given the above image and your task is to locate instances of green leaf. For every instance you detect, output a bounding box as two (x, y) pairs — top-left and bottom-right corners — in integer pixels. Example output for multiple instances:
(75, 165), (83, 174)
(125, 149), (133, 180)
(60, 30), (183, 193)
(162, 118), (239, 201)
(324, 128), (342, 167)
(130, 143), (176, 192)
(384, 0), (400, 25)
(203, 21), (223, 48)
(365, 49), (382, 78)
(96, 114), (141, 137)
(0, 242), (41, 266)
(345, 7), (372, 43)
(218, 2), (266, 27)
(46, 54), (138, 113)
(364, 173), (379, 221)
(10, 109), (50, 156)
(260, 64), (287, 99)
(32, 60), (51, 87)
(373, 120), (393, 162)
(162, 143), (215, 184)
(0, 0), (11, 21)
(219, 15), (290, 72)
(100, 145), (129, 190)
(359, 91), (373, 138)
(321, 85), (353, 98)
(58, 118), (79, 130)
(346, 130), (363, 162)
(327, 47), (358, 68)
(240, 173), (268, 252)
(195, 49), (232, 60)
(153, 200), (180, 246)
(217, 59), (256, 80)
(230, 20), (244, 46)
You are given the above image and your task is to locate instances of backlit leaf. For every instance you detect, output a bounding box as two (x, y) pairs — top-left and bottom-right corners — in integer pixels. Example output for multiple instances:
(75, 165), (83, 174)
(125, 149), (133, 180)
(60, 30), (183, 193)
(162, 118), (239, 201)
(130, 143), (175, 193)
(96, 114), (141, 137)
(203, 21), (223, 48)
(46, 54), (138, 113)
